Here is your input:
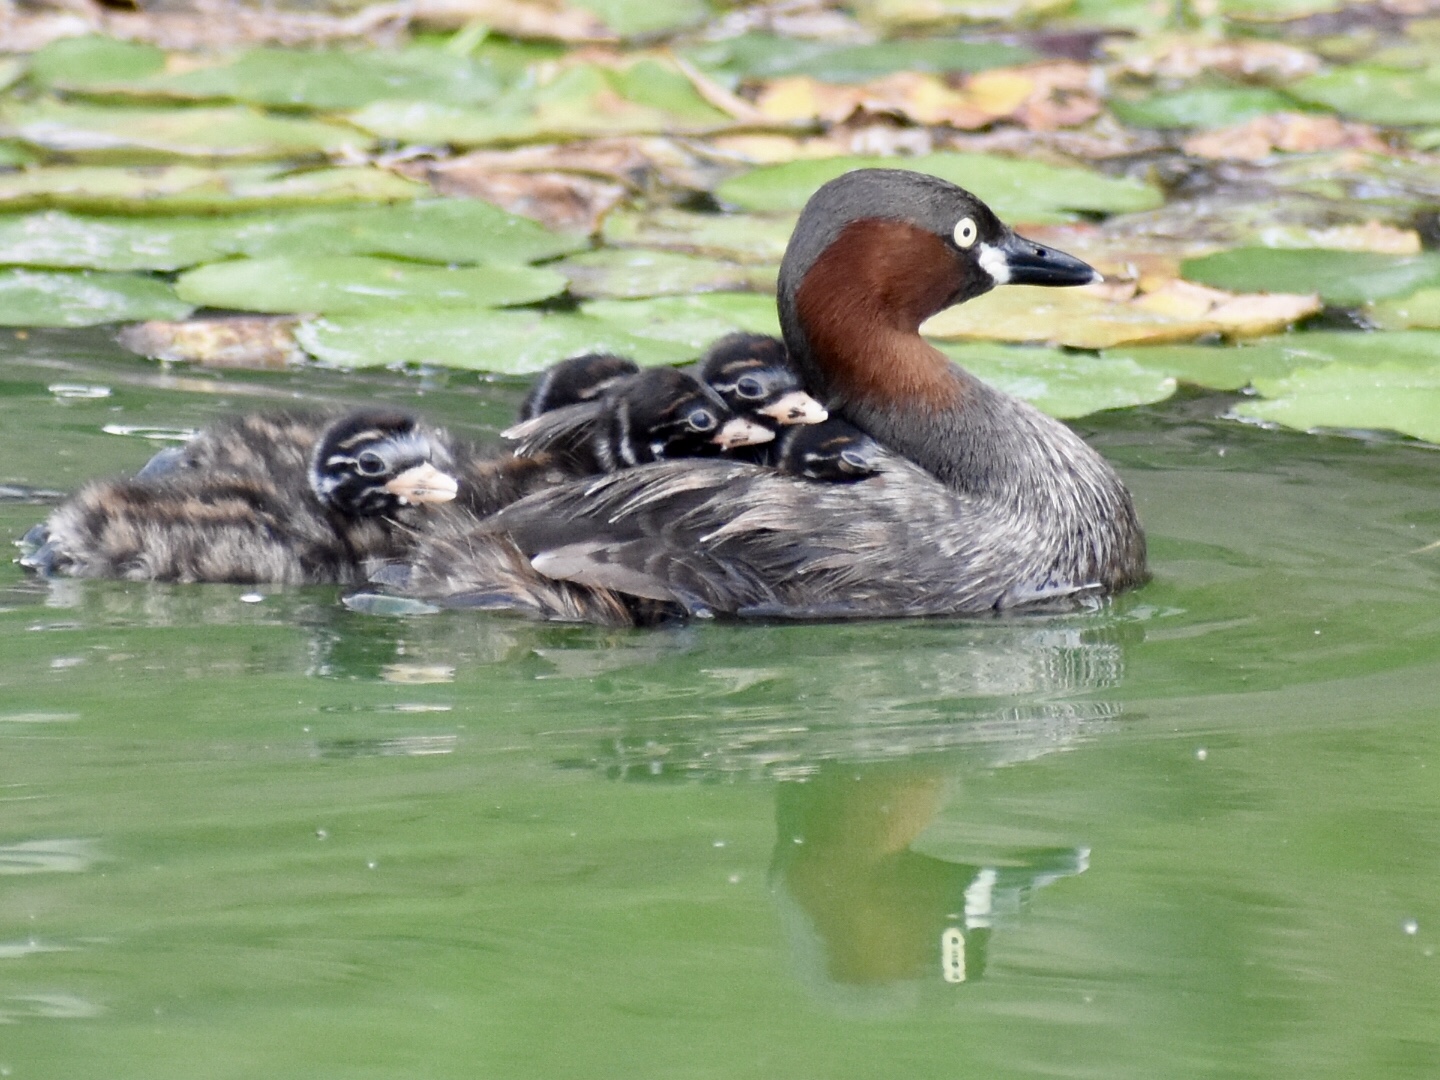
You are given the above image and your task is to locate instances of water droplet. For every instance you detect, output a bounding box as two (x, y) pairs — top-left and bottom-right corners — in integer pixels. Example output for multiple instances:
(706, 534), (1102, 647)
(1196, 748), (1208, 761)
(727, 873), (741, 885)
(1403, 918), (1419, 935)
(239, 593), (264, 604)
(367, 860), (378, 870)
(315, 829), (328, 840)
(48, 384), (111, 399)
(712, 840), (726, 848)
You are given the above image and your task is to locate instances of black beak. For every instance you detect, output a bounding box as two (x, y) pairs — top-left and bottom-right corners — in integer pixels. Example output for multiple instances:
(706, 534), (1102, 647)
(995, 231), (1102, 288)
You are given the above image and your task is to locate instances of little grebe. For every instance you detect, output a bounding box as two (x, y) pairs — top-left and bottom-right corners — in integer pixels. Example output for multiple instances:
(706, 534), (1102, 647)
(23, 409), (460, 585)
(385, 168), (1147, 622)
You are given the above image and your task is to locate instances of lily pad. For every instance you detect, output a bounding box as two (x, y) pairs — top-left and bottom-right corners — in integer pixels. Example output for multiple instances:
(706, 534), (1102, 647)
(602, 209), (796, 265)
(175, 256), (567, 315)
(851, 0), (1071, 30)
(0, 200), (580, 272)
(686, 35), (1034, 83)
(1368, 288), (1440, 330)
(1181, 248), (1440, 305)
(1291, 65), (1440, 127)
(296, 309), (687, 370)
(0, 269), (192, 327)
(1235, 332), (1440, 442)
(572, 0), (712, 36)
(583, 293), (782, 351)
(0, 211), (233, 270)
(1101, 341), (1314, 391)
(0, 101), (367, 161)
(81, 47), (505, 111)
(942, 341), (1177, 418)
(1110, 87), (1297, 129)
(556, 249), (775, 300)
(231, 200), (585, 265)
(26, 36), (165, 88)
(0, 166), (425, 215)
(352, 61), (730, 147)
(716, 154), (1163, 223)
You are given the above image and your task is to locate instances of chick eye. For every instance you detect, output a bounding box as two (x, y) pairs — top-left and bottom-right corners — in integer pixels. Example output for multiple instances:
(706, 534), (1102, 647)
(355, 450), (387, 476)
(735, 375), (765, 400)
(686, 409), (717, 432)
(952, 217), (978, 249)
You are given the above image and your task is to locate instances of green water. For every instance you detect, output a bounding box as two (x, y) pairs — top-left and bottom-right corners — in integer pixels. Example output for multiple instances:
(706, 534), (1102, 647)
(1, 331), (1437, 1079)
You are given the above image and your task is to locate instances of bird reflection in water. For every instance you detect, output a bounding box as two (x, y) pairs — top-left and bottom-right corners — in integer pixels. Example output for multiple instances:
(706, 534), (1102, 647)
(771, 763), (1087, 991)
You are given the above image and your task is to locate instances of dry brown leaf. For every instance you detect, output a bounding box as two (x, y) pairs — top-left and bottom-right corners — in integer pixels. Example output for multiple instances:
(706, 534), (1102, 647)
(754, 63), (1098, 132)
(1111, 35), (1321, 82)
(402, 160), (625, 232)
(1183, 113), (1389, 161)
(1303, 221), (1422, 254)
(406, 0), (614, 40)
(117, 317), (303, 370)
(398, 137), (718, 200)
(923, 280), (1320, 349)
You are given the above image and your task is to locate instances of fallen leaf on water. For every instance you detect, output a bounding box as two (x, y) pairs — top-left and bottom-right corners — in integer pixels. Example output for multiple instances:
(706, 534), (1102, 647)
(923, 280), (1319, 348)
(1182, 112), (1388, 161)
(1109, 35), (1321, 83)
(753, 62), (1098, 131)
(117, 316), (304, 369)
(400, 160), (626, 232)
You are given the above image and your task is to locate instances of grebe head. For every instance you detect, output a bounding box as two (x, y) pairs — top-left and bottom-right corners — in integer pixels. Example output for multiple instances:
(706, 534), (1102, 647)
(309, 410), (459, 517)
(698, 332), (828, 426)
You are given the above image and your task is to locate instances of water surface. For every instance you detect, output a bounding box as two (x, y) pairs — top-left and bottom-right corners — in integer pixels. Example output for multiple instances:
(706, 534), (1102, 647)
(1, 331), (1437, 1079)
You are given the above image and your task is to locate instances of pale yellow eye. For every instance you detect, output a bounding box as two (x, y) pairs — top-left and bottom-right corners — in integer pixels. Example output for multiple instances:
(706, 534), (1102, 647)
(952, 217), (978, 249)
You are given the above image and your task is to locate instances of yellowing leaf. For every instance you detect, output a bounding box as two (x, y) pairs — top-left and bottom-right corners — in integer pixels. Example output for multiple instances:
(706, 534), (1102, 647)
(923, 282), (1319, 349)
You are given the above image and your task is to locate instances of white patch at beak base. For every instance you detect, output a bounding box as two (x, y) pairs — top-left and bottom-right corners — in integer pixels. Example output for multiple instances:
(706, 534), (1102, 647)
(976, 242), (1010, 285)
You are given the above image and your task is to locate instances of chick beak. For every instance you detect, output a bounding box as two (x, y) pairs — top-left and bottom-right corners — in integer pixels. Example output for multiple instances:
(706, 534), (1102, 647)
(383, 462), (459, 505)
(713, 417), (775, 450)
(992, 231), (1103, 287)
(757, 391), (828, 426)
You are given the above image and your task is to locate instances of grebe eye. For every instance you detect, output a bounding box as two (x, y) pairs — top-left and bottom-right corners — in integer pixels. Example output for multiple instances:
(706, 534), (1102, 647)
(735, 375), (765, 400)
(355, 450), (387, 476)
(686, 409), (717, 432)
(952, 217), (978, 249)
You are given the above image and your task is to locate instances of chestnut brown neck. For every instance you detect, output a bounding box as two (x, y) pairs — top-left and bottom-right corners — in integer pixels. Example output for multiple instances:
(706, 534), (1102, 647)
(789, 219), (978, 413)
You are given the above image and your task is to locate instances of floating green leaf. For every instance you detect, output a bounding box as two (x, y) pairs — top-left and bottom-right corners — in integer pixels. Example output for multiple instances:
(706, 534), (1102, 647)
(1182, 248), (1440, 305)
(1368, 288), (1440, 330)
(296, 309), (687, 370)
(26, 36), (165, 88)
(351, 61), (730, 146)
(1236, 332), (1440, 442)
(1291, 65), (1440, 126)
(90, 47), (505, 111)
(0, 268), (192, 326)
(0, 200), (580, 272)
(583, 293), (782, 352)
(571, 0), (712, 36)
(0, 210), (232, 270)
(0, 165), (424, 215)
(685, 34), (1033, 83)
(230, 200), (585, 265)
(602, 210), (796, 265)
(943, 342), (1177, 418)
(1102, 341), (1312, 391)
(717, 154), (1162, 223)
(557, 249), (775, 300)
(175, 256), (567, 315)
(0, 101), (367, 161)
(1111, 87), (1297, 129)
